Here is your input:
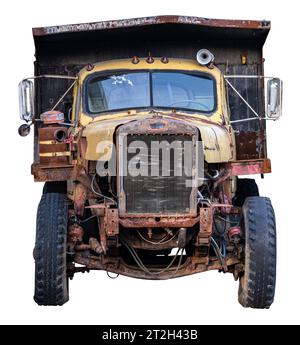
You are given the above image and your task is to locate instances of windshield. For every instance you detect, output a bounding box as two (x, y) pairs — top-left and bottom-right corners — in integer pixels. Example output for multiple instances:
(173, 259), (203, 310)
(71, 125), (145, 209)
(85, 71), (215, 114)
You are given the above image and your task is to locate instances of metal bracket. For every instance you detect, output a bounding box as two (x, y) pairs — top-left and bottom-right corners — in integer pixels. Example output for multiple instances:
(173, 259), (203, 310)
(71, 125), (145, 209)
(104, 208), (119, 237)
(197, 207), (213, 246)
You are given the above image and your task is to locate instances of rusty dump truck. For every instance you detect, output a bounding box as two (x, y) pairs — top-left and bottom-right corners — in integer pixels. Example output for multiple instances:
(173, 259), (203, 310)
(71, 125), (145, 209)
(18, 16), (282, 307)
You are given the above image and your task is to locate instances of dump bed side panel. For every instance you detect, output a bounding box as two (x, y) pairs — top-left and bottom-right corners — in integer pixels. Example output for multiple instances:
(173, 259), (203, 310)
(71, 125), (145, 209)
(33, 16), (270, 161)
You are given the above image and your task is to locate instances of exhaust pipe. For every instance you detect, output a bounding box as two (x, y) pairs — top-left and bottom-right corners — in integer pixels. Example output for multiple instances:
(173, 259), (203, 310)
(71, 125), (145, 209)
(54, 129), (67, 142)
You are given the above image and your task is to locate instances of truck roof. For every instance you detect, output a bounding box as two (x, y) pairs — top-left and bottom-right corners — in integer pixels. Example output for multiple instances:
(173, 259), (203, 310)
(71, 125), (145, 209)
(33, 15), (270, 41)
(33, 15), (270, 66)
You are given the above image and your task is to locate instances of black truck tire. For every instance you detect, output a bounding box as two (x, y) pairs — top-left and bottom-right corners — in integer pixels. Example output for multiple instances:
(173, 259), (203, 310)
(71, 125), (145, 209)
(34, 193), (69, 306)
(43, 181), (67, 194)
(238, 196), (276, 308)
(234, 178), (259, 207)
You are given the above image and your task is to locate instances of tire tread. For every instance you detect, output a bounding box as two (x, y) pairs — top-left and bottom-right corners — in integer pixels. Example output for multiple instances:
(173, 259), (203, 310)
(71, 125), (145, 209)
(238, 197), (276, 308)
(34, 193), (69, 306)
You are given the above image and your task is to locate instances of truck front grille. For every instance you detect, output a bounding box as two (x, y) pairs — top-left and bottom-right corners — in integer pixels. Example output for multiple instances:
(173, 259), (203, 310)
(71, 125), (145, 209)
(119, 133), (196, 215)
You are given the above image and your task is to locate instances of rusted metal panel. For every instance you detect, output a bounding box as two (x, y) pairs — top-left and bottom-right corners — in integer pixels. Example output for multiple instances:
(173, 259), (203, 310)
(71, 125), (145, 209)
(38, 126), (68, 140)
(33, 15), (270, 36)
(119, 217), (199, 228)
(235, 131), (257, 159)
(38, 126), (72, 164)
(228, 158), (271, 175)
(38, 155), (69, 165)
(31, 164), (76, 181)
(39, 143), (67, 153)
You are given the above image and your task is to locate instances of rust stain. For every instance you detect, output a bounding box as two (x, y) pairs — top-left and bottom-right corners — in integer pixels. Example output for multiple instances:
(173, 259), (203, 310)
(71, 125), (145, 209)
(105, 208), (119, 236)
(68, 224), (84, 243)
(73, 183), (87, 216)
(33, 15), (270, 36)
(73, 253), (239, 280)
(197, 208), (213, 246)
(227, 158), (271, 175)
(119, 217), (199, 228)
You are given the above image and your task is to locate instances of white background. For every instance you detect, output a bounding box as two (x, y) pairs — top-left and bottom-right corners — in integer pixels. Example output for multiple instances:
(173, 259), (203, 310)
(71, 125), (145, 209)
(0, 0), (299, 325)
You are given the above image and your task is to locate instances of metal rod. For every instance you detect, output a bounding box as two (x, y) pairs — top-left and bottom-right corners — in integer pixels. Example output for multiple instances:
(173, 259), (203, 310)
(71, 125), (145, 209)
(23, 75), (78, 81)
(230, 117), (277, 124)
(51, 80), (77, 111)
(59, 122), (75, 127)
(230, 117), (260, 124)
(224, 75), (275, 79)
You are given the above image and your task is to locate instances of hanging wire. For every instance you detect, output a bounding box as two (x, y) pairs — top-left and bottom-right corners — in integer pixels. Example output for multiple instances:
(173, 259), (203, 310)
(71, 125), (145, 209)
(211, 237), (228, 272)
(80, 215), (97, 224)
(121, 240), (152, 274)
(173, 248), (185, 276)
(215, 215), (239, 225)
(91, 174), (117, 205)
(120, 237), (184, 276)
(106, 271), (119, 279)
(137, 229), (179, 245)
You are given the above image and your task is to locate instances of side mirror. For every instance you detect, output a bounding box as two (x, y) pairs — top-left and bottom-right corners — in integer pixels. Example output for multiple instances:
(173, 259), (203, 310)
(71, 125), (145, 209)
(18, 123), (31, 137)
(19, 79), (34, 121)
(267, 78), (283, 119)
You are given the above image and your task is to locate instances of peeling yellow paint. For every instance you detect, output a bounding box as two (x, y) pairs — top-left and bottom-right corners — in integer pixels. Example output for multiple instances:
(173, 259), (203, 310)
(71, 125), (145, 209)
(83, 112), (233, 162)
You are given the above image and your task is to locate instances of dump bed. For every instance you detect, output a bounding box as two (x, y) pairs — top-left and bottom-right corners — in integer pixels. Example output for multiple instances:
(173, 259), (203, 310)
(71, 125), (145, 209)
(33, 15), (271, 160)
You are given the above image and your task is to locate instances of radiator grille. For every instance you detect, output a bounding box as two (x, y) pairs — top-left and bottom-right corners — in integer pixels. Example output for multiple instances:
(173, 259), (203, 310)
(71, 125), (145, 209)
(122, 134), (194, 215)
